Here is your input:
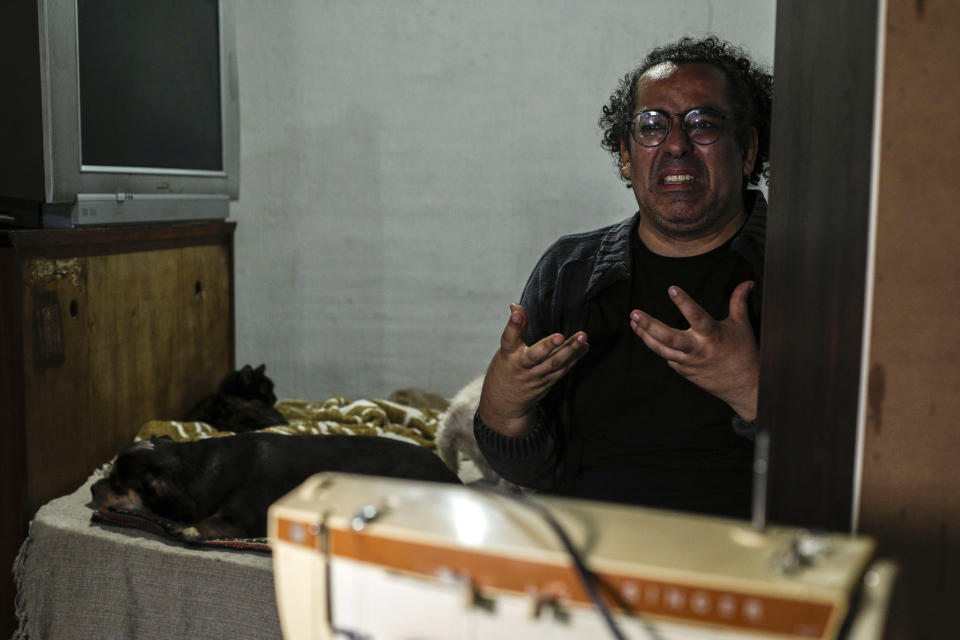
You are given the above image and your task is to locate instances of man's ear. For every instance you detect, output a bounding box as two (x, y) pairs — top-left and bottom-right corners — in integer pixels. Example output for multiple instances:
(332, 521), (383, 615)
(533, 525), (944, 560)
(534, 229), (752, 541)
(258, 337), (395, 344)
(742, 126), (759, 179)
(620, 140), (632, 180)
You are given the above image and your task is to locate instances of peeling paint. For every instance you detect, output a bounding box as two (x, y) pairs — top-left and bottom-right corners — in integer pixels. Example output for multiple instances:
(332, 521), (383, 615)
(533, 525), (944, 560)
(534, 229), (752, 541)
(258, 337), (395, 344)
(23, 258), (86, 288)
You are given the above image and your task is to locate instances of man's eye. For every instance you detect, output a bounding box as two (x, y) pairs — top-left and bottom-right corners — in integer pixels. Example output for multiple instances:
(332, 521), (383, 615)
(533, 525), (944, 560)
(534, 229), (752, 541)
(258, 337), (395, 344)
(637, 117), (666, 133)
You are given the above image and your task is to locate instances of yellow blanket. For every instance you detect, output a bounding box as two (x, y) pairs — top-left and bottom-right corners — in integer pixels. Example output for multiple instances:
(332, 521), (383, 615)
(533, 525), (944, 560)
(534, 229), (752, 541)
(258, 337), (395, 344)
(135, 396), (446, 450)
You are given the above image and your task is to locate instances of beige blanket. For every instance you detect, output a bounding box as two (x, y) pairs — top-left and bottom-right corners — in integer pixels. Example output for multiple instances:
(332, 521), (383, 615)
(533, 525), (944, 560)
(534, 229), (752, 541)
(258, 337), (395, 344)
(135, 396), (446, 450)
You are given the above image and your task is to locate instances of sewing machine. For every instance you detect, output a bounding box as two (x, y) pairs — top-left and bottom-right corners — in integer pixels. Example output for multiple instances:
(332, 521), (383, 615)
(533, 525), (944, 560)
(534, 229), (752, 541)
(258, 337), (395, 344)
(268, 473), (894, 640)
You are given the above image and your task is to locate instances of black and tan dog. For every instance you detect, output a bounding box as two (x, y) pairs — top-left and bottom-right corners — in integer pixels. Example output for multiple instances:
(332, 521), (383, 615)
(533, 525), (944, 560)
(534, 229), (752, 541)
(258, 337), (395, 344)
(90, 432), (460, 540)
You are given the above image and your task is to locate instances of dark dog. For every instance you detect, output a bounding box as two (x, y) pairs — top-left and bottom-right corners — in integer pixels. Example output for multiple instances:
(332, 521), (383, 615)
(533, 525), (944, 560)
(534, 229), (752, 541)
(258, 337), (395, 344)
(90, 432), (460, 540)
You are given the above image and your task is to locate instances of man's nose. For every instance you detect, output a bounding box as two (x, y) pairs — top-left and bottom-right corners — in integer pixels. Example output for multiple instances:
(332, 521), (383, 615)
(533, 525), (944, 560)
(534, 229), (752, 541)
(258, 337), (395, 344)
(663, 116), (694, 156)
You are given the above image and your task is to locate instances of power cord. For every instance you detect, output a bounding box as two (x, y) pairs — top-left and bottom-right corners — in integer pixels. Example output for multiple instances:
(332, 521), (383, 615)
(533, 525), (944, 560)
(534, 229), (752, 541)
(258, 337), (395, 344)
(470, 483), (665, 640)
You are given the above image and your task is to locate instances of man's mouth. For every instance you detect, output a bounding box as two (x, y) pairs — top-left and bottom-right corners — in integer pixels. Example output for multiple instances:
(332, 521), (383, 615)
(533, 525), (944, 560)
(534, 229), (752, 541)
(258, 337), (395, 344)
(662, 174), (695, 184)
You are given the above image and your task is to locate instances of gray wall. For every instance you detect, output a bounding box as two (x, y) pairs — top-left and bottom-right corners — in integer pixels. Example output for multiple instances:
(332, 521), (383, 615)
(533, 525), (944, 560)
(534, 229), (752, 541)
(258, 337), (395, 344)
(231, 0), (776, 401)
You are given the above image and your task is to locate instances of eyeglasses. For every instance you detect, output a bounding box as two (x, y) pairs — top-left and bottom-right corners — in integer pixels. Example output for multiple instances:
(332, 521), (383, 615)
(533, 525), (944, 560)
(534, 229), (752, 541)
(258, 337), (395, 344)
(629, 107), (729, 147)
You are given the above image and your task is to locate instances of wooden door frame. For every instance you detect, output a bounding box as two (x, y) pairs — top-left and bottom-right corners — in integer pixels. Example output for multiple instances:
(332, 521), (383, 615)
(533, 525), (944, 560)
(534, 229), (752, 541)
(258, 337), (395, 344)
(760, 0), (881, 530)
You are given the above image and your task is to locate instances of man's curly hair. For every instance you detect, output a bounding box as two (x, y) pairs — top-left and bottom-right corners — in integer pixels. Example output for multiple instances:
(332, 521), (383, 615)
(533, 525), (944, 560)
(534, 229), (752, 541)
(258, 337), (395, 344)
(599, 36), (772, 188)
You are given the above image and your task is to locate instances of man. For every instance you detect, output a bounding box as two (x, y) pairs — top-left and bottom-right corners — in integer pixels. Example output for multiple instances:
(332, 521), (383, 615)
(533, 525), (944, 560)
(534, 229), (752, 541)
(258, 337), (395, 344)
(474, 37), (772, 519)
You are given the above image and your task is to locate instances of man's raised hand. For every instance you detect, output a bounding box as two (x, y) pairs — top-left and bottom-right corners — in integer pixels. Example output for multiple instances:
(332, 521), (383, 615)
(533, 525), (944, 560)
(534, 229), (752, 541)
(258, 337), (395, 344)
(477, 304), (589, 437)
(629, 281), (759, 421)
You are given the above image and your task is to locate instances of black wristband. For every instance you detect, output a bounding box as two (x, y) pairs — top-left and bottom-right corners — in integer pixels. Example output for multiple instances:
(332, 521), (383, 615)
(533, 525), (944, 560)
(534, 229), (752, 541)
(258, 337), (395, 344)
(731, 414), (759, 440)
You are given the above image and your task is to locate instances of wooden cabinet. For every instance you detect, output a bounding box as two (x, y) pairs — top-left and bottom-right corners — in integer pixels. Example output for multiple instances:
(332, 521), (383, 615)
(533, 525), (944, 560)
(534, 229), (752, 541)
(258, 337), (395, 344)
(0, 221), (235, 635)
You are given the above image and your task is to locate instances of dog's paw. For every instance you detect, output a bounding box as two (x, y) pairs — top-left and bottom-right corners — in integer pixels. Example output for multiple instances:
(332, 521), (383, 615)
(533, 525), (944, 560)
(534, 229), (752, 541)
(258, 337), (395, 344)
(173, 525), (203, 541)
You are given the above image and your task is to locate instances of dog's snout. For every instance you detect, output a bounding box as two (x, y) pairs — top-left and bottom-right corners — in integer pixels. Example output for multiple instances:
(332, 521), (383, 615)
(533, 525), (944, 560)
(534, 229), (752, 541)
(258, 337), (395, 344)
(88, 478), (107, 509)
(90, 478), (107, 502)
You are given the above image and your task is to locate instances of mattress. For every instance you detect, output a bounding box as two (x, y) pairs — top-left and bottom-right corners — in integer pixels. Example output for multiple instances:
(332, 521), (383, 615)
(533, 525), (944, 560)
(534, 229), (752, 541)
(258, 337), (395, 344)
(13, 471), (280, 640)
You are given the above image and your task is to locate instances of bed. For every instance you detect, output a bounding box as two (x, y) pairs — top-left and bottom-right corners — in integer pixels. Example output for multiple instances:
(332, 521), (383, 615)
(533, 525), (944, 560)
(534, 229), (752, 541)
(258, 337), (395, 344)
(13, 393), (894, 640)
(12, 393), (476, 640)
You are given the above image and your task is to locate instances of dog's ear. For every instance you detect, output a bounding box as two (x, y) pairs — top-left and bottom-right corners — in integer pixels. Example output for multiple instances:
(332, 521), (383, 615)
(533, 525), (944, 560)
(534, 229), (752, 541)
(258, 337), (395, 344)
(143, 470), (170, 498)
(140, 448), (180, 500)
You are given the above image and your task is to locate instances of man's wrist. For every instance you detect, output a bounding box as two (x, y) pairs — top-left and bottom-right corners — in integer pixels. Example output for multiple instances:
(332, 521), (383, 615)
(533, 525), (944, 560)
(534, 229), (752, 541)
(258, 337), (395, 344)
(474, 404), (547, 442)
(726, 378), (758, 422)
(476, 401), (538, 438)
(475, 404), (542, 438)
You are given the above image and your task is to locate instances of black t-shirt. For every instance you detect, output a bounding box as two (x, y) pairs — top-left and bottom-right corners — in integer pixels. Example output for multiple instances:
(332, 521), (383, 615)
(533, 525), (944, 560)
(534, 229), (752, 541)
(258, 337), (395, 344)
(569, 229), (758, 518)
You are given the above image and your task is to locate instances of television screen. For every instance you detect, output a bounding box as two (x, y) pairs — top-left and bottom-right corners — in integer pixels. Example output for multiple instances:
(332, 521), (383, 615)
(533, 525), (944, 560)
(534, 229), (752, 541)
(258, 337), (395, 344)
(77, 0), (224, 174)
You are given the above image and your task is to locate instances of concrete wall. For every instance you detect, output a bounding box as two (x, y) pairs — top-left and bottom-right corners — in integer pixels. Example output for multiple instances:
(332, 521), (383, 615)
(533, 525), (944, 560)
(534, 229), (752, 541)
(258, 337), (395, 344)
(230, 0), (776, 400)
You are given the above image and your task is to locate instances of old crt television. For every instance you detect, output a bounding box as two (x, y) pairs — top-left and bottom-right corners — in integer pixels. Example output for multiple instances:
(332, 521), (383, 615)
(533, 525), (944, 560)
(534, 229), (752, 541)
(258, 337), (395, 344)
(0, 0), (239, 228)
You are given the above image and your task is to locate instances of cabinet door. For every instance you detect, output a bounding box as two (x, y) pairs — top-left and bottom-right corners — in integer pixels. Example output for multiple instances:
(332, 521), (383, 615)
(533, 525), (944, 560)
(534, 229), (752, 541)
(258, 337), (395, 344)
(22, 241), (233, 514)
